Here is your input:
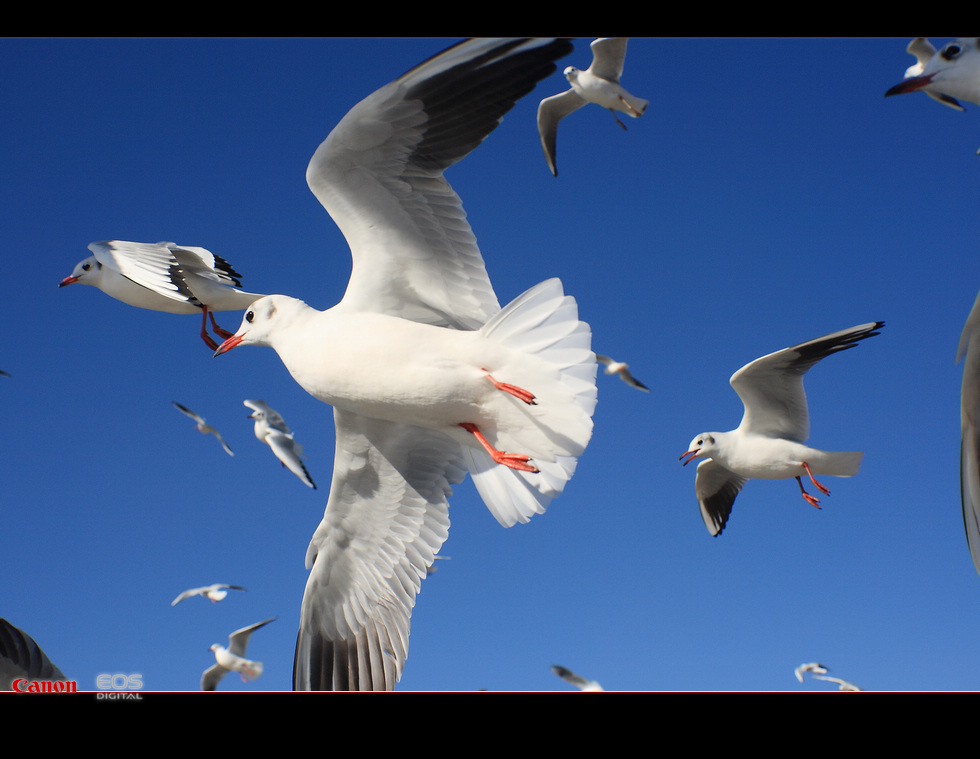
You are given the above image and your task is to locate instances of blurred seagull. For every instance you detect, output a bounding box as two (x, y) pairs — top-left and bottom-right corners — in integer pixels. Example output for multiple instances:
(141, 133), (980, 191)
(172, 402), (235, 456)
(244, 399), (316, 489)
(171, 583), (246, 607)
(425, 555), (451, 577)
(680, 323), (883, 536)
(212, 39), (593, 693)
(958, 289), (980, 577)
(59, 240), (264, 350)
(813, 674), (862, 692)
(0, 370), (9, 378)
(537, 38), (648, 176)
(596, 354), (649, 392)
(201, 617), (275, 691)
(886, 38), (980, 110)
(794, 661), (829, 683)
(551, 664), (604, 692)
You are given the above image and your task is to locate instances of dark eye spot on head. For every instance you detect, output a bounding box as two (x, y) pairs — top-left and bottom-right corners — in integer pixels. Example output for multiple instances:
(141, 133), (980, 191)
(82, 263), (91, 271)
(942, 44), (962, 61)
(245, 310), (254, 323)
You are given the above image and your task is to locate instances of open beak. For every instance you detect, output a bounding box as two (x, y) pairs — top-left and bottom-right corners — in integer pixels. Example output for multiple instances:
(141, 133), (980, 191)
(885, 73), (934, 97)
(679, 449), (699, 467)
(213, 333), (244, 357)
(59, 275), (79, 287)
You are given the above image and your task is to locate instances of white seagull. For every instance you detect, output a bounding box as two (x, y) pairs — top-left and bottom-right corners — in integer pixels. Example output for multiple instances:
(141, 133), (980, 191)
(59, 240), (264, 350)
(679, 323), (883, 537)
(172, 402), (235, 456)
(244, 399), (316, 489)
(171, 583), (246, 607)
(537, 38), (648, 176)
(551, 664), (604, 692)
(886, 38), (980, 109)
(596, 354), (649, 392)
(794, 661), (829, 683)
(201, 617), (275, 691)
(813, 674), (862, 692)
(958, 289), (980, 577)
(214, 39), (595, 692)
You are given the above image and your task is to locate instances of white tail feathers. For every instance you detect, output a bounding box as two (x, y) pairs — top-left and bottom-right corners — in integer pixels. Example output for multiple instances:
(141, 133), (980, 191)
(469, 278), (597, 527)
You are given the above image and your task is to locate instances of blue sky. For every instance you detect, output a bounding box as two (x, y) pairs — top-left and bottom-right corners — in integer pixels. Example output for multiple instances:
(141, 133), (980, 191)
(3, 38), (979, 692)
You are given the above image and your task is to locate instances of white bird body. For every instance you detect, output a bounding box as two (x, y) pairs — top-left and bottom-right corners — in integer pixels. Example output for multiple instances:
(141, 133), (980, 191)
(214, 39), (591, 691)
(201, 617), (275, 691)
(537, 38), (648, 175)
(171, 583), (245, 606)
(60, 240), (264, 348)
(681, 323), (883, 536)
(223, 281), (595, 521)
(887, 38), (980, 108)
(210, 646), (262, 680)
(244, 399), (316, 489)
(698, 432), (861, 482)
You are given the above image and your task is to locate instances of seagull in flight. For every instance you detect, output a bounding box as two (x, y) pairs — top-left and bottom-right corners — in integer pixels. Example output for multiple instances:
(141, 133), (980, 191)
(886, 38), (980, 110)
(212, 39), (595, 691)
(201, 617), (275, 691)
(172, 402), (235, 456)
(680, 323), (883, 536)
(596, 354), (649, 392)
(794, 661), (829, 683)
(537, 38), (648, 176)
(244, 399), (316, 489)
(60, 240), (264, 350)
(171, 583), (246, 607)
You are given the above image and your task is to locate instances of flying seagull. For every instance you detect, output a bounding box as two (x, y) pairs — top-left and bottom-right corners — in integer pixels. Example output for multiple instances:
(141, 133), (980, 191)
(171, 583), (246, 607)
(244, 399), (316, 489)
(794, 662), (829, 683)
(680, 322), (883, 536)
(201, 617), (276, 691)
(212, 39), (590, 692)
(596, 354), (649, 391)
(537, 38), (648, 176)
(886, 38), (980, 110)
(60, 240), (264, 350)
(173, 402), (234, 457)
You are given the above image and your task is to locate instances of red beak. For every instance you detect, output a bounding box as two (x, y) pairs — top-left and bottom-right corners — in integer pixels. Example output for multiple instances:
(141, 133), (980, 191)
(679, 449), (699, 467)
(59, 275), (79, 287)
(885, 73), (934, 97)
(213, 333), (244, 357)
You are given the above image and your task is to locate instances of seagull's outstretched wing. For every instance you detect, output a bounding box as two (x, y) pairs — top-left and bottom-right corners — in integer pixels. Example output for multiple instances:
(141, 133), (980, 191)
(307, 38), (572, 329)
(732, 323), (883, 441)
(0, 618), (67, 690)
(694, 459), (748, 537)
(293, 412), (464, 691)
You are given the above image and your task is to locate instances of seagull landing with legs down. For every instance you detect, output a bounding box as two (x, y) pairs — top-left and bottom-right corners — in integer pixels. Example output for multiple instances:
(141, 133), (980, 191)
(680, 323), (883, 536)
(214, 39), (597, 691)
(60, 240), (264, 350)
(537, 38), (648, 176)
